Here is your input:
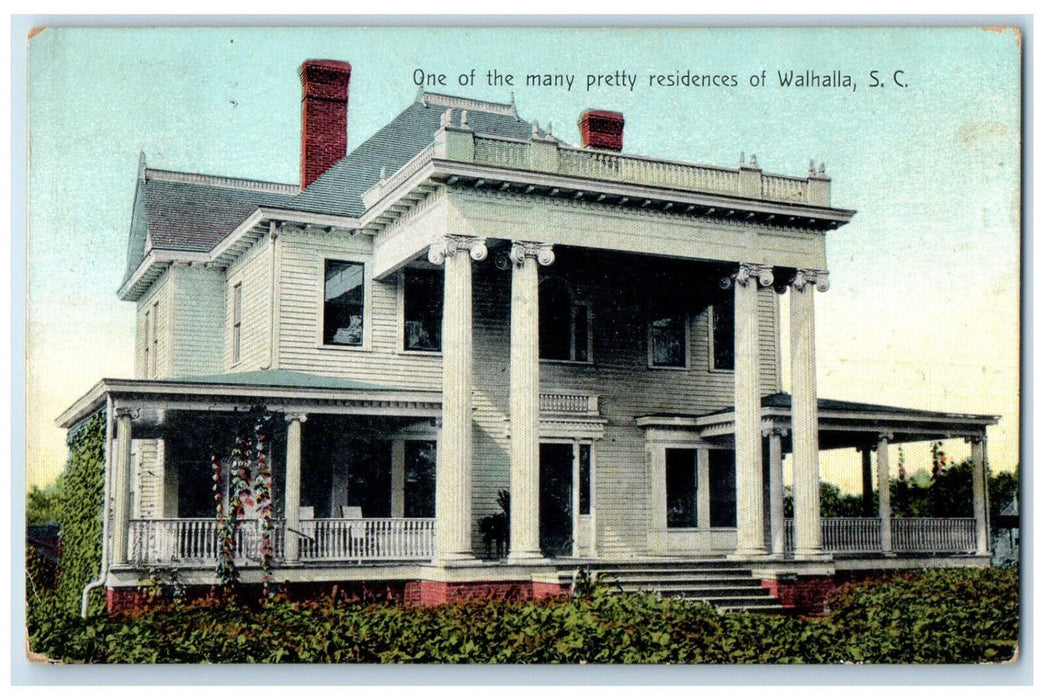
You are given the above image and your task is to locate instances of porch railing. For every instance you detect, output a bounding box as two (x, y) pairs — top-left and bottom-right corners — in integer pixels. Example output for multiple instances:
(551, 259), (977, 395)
(296, 518), (436, 561)
(784, 517), (978, 554)
(129, 517), (434, 565)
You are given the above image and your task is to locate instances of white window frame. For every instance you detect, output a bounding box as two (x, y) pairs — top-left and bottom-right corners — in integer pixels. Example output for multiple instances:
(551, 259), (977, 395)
(539, 279), (594, 365)
(397, 268), (443, 356)
(318, 255), (372, 352)
(231, 282), (242, 366)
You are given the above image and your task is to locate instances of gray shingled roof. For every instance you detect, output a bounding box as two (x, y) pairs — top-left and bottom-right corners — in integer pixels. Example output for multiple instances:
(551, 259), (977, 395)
(290, 94), (538, 217)
(124, 93), (542, 284)
(123, 175), (297, 283)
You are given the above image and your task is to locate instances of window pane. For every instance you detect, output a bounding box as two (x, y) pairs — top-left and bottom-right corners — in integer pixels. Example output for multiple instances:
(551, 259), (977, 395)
(712, 295), (735, 370)
(404, 441), (436, 518)
(578, 443), (591, 515)
(324, 260), (364, 346)
(651, 316), (686, 367)
(539, 279), (572, 360)
(573, 305), (590, 362)
(666, 448), (697, 528)
(404, 269), (443, 351)
(709, 450), (737, 527)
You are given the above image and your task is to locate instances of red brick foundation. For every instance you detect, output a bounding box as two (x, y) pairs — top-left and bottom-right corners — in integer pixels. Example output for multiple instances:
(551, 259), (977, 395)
(106, 579), (568, 612)
(761, 575), (840, 613)
(403, 580), (569, 607)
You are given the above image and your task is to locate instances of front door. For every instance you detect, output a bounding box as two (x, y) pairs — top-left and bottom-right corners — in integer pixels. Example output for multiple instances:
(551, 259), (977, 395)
(540, 443), (574, 557)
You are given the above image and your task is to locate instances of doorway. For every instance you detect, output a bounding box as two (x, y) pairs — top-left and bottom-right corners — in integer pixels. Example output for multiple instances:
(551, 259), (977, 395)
(540, 443), (575, 557)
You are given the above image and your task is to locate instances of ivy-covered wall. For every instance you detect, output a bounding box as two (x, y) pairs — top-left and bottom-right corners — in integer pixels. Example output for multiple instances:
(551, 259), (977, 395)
(55, 412), (106, 613)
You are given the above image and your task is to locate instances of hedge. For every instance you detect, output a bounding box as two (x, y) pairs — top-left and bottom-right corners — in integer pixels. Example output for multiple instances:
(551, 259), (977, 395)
(26, 567), (1019, 664)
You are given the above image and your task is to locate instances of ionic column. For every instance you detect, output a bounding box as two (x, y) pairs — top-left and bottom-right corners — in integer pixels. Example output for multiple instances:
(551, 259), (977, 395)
(876, 433), (893, 555)
(508, 240), (555, 562)
(791, 268), (829, 558)
(391, 439), (406, 519)
(725, 262), (773, 557)
(112, 409), (134, 565)
(429, 235), (487, 561)
(969, 436), (990, 556)
(283, 413), (307, 563)
(765, 427), (786, 556)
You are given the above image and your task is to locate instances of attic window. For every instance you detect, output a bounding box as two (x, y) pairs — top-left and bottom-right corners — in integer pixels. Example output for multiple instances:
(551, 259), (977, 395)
(323, 260), (365, 346)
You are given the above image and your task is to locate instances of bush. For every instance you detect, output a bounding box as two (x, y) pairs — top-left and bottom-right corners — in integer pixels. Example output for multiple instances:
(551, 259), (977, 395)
(26, 567), (1019, 664)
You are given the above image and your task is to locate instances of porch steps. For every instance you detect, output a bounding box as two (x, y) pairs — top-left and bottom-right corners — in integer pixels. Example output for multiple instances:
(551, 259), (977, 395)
(567, 561), (786, 614)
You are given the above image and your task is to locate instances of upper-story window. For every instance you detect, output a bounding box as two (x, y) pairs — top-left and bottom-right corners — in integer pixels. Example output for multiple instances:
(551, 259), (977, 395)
(150, 301), (159, 377)
(540, 277), (591, 362)
(649, 314), (687, 368)
(403, 268), (443, 352)
(232, 282), (242, 364)
(710, 293), (735, 371)
(143, 308), (151, 377)
(323, 260), (365, 347)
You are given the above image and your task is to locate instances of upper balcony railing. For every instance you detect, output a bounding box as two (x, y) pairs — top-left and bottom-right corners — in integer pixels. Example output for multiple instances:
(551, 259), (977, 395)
(362, 115), (831, 209)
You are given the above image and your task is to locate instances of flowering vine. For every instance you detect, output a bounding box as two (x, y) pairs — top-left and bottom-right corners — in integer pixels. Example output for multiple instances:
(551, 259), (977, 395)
(212, 406), (276, 593)
(931, 441), (950, 479)
(897, 445), (907, 482)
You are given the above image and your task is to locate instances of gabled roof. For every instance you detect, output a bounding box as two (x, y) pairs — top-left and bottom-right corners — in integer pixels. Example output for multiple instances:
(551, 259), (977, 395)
(123, 167), (298, 284)
(123, 93), (544, 285)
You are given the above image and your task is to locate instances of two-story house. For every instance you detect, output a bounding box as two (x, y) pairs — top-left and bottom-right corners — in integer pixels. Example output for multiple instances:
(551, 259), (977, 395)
(57, 59), (999, 612)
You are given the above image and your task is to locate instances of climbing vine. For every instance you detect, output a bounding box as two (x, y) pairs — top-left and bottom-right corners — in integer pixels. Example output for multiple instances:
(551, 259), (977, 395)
(212, 406), (276, 594)
(54, 412), (106, 614)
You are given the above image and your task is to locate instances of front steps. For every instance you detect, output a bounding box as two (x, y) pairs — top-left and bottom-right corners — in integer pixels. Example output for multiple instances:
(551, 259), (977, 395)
(561, 560), (786, 614)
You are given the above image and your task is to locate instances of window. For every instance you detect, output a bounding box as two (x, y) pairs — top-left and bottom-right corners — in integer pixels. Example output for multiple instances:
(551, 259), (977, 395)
(578, 443), (592, 515)
(323, 260), (365, 346)
(403, 268), (443, 352)
(711, 294), (735, 371)
(143, 309), (150, 377)
(151, 301), (159, 377)
(649, 315), (687, 368)
(539, 278), (591, 362)
(665, 448), (698, 528)
(708, 449), (736, 528)
(404, 441), (437, 518)
(232, 283), (242, 364)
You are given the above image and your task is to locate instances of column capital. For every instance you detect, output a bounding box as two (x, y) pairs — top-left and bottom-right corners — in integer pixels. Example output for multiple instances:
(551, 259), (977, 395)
(509, 240), (555, 267)
(114, 407), (138, 420)
(965, 434), (985, 445)
(285, 412), (309, 424)
(792, 268), (830, 293)
(427, 235), (488, 265)
(877, 431), (894, 444)
(761, 423), (790, 438)
(721, 262), (773, 289)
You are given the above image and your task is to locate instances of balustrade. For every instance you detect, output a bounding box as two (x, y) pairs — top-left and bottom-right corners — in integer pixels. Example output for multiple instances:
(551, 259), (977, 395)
(129, 517), (436, 565)
(784, 517), (978, 555)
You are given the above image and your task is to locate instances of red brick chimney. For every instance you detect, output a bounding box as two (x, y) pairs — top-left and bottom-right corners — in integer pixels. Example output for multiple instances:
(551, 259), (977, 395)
(578, 110), (624, 151)
(299, 59), (352, 189)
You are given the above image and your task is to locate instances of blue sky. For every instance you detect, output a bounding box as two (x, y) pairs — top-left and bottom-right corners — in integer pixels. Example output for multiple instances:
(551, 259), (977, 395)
(25, 26), (1021, 491)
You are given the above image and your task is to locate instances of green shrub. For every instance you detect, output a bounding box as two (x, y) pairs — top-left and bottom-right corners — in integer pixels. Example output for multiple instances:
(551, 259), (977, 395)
(26, 567), (1019, 664)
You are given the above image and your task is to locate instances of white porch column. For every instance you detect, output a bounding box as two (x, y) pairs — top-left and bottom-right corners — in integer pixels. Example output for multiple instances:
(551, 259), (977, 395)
(112, 409), (134, 565)
(970, 436), (990, 555)
(696, 448), (711, 531)
(508, 240), (555, 562)
(876, 433), (893, 555)
(790, 268), (828, 558)
(766, 428), (786, 556)
(429, 235), (487, 562)
(283, 413), (307, 563)
(728, 262), (773, 557)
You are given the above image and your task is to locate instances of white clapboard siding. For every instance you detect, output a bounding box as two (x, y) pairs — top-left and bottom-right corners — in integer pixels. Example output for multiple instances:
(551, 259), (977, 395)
(224, 238), (272, 372)
(171, 265), (225, 377)
(272, 228), (442, 389)
(133, 438), (164, 519)
(136, 267), (172, 379)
